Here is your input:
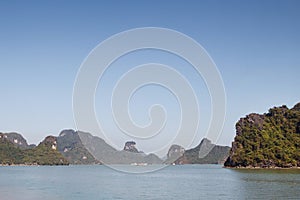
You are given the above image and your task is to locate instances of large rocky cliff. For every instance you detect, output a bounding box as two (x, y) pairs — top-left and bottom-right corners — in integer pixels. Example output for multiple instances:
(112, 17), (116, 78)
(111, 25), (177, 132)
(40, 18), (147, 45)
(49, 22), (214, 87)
(57, 130), (99, 164)
(225, 103), (300, 168)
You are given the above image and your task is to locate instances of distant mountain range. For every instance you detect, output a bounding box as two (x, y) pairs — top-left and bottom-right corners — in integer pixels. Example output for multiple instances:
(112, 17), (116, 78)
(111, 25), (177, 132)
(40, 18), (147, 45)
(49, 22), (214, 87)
(0, 129), (230, 166)
(3, 103), (299, 167)
(77, 131), (163, 164)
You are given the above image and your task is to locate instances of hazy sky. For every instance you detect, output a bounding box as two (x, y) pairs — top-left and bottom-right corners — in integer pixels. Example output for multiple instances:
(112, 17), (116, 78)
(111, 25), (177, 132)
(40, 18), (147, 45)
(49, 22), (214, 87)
(1, 1), (300, 152)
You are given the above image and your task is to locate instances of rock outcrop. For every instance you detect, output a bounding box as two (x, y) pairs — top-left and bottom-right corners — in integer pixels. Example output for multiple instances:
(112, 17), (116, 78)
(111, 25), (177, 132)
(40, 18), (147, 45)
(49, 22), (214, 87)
(123, 141), (139, 153)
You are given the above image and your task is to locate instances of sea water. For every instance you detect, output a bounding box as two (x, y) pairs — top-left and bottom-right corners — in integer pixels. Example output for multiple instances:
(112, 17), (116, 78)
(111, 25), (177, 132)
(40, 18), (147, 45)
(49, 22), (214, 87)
(0, 165), (299, 200)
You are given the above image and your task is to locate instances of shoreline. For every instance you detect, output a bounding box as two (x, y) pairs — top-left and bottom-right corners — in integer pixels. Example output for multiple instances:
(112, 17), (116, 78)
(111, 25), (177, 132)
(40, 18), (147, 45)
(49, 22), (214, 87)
(2, 163), (300, 169)
(0, 163), (69, 167)
(224, 166), (300, 169)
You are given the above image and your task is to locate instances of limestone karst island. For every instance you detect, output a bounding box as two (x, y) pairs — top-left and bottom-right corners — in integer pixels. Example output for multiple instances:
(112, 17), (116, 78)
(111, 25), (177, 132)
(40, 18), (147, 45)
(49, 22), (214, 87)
(1, 103), (300, 168)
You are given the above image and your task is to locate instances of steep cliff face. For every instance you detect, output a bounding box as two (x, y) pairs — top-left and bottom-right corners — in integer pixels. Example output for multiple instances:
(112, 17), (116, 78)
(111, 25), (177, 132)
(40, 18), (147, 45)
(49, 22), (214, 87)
(166, 139), (230, 164)
(57, 130), (98, 164)
(180, 138), (230, 164)
(225, 103), (300, 168)
(164, 144), (185, 164)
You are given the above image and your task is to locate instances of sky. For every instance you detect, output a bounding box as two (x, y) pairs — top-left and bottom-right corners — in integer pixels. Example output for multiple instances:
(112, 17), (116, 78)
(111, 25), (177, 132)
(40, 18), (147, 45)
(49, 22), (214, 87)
(0, 0), (300, 153)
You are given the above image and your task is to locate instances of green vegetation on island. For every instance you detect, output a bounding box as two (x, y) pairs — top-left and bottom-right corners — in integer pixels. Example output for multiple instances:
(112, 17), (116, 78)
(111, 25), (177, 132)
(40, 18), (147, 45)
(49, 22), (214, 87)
(0, 134), (68, 165)
(5, 101), (298, 169)
(1, 130), (232, 166)
(0, 135), (24, 164)
(225, 102), (300, 168)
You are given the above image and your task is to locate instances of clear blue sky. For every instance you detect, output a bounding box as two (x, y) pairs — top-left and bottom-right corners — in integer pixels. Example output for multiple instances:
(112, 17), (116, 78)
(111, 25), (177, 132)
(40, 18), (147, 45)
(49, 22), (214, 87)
(1, 0), (300, 150)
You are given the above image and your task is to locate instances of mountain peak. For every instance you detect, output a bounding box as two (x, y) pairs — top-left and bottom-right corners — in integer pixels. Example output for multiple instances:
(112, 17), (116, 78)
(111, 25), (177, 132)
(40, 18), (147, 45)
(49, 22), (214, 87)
(198, 138), (215, 159)
(59, 129), (76, 137)
(0, 132), (31, 149)
(292, 102), (300, 111)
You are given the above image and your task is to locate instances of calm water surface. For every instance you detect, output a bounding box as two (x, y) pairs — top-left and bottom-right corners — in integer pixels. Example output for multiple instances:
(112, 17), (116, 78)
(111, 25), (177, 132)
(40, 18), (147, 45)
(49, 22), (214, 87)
(0, 165), (300, 200)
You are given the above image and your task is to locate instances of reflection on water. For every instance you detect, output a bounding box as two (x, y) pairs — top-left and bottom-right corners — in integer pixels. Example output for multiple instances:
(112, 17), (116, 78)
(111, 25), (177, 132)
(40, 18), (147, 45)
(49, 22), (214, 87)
(0, 165), (299, 200)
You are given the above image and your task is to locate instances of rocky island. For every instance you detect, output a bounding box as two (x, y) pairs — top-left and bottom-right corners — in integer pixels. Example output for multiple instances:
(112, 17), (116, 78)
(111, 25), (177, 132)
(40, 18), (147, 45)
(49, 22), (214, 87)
(1, 129), (231, 166)
(0, 133), (68, 165)
(165, 138), (230, 165)
(225, 102), (300, 168)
